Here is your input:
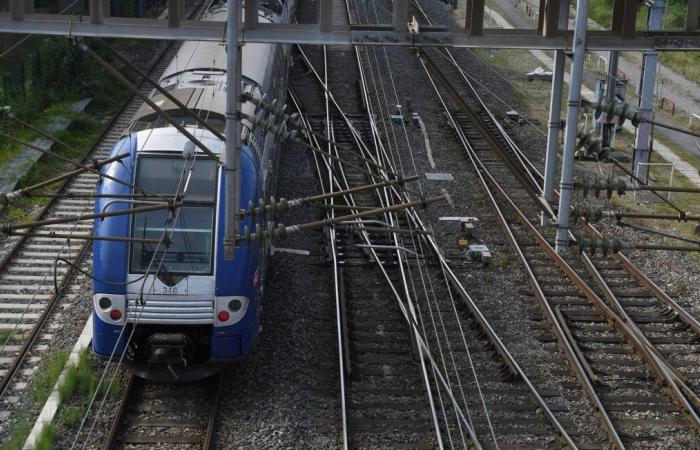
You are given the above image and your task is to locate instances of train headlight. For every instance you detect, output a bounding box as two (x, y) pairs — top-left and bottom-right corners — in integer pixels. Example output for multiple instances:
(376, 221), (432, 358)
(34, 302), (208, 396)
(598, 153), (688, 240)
(214, 296), (249, 325)
(94, 294), (126, 325)
(98, 297), (112, 310)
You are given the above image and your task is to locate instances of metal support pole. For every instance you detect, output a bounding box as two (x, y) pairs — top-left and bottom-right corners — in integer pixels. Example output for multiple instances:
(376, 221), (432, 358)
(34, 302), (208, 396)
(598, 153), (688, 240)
(168, 0), (181, 28)
(319, 0), (332, 32)
(393, 0), (408, 32)
(245, 0), (258, 30)
(688, 0), (699, 30)
(465, 0), (485, 36)
(90, 0), (104, 25)
(102, 0), (111, 17)
(555, 0), (589, 253)
(541, 0), (568, 225)
(10, 0), (24, 20)
(633, 0), (663, 184)
(224, 0), (242, 259)
(24, 0), (33, 15)
(601, 50), (619, 148)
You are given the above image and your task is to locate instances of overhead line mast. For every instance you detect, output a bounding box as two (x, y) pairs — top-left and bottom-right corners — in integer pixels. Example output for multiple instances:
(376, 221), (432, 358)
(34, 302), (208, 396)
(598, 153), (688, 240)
(224, 0), (244, 259)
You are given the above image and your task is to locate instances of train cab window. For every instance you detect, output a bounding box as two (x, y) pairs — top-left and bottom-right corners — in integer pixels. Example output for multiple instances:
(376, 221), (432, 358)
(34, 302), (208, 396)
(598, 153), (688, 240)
(129, 157), (217, 275)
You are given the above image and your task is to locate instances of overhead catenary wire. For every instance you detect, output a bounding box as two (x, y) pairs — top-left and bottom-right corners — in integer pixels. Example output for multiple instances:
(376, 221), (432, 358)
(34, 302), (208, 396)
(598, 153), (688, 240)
(356, 2), (472, 444)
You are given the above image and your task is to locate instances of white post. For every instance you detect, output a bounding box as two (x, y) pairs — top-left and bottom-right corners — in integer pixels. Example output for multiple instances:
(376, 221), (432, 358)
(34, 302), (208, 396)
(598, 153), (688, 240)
(224, 0), (243, 259)
(555, 0), (589, 253)
(633, 0), (664, 184)
(541, 0), (569, 225)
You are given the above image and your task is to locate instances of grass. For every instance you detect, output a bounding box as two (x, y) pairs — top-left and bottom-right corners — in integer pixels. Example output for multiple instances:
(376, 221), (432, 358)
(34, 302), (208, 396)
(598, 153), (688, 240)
(585, 0), (700, 97)
(59, 348), (103, 404)
(33, 424), (55, 450)
(31, 350), (69, 405)
(51, 349), (121, 445)
(2, 417), (33, 450)
(0, 329), (13, 344)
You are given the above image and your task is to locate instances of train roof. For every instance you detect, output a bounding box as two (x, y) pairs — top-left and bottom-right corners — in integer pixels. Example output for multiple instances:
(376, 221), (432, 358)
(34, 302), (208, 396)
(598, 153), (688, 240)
(133, 127), (224, 156)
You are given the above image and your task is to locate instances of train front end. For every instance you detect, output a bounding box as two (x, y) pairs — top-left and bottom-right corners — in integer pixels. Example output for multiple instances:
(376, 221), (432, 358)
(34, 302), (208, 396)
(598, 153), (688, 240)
(91, 128), (262, 381)
(90, 0), (291, 381)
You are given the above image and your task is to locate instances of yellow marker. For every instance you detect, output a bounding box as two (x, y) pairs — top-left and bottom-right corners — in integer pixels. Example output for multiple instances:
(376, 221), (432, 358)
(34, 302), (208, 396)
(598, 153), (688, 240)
(458, 239), (469, 247)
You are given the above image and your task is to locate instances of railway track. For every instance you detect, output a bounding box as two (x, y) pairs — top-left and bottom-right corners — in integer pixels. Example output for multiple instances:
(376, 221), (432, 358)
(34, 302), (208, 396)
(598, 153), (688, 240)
(417, 42), (700, 447)
(289, 1), (592, 448)
(292, 19), (441, 450)
(102, 373), (222, 449)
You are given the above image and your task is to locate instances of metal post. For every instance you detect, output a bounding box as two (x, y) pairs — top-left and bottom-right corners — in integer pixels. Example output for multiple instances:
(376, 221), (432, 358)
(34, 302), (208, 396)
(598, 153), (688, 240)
(102, 0), (111, 17)
(633, 0), (663, 184)
(224, 0), (242, 259)
(688, 0), (699, 30)
(601, 50), (619, 148)
(24, 0), (33, 15)
(465, 0), (485, 36)
(245, 0), (258, 30)
(10, 0), (24, 20)
(541, 0), (568, 225)
(555, 0), (589, 253)
(90, 0), (104, 24)
(393, 0), (408, 31)
(168, 0), (181, 27)
(319, 0), (332, 32)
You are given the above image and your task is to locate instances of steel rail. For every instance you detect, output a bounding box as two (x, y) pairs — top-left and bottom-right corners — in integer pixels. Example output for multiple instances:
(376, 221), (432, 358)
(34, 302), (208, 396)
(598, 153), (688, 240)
(298, 33), (581, 447)
(420, 45), (700, 437)
(440, 39), (700, 409)
(101, 374), (136, 449)
(442, 36), (700, 371)
(293, 50), (479, 446)
(304, 35), (581, 449)
(0, 239), (90, 399)
(102, 373), (222, 449)
(420, 51), (609, 448)
(348, 33), (454, 448)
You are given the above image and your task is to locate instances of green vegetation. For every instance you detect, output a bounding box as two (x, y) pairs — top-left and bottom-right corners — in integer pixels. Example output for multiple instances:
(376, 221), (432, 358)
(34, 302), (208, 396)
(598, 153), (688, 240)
(52, 349), (122, 447)
(32, 424), (55, 450)
(0, 329), (13, 344)
(2, 416), (33, 450)
(586, 0), (700, 86)
(59, 348), (104, 404)
(0, 35), (132, 226)
(31, 350), (69, 404)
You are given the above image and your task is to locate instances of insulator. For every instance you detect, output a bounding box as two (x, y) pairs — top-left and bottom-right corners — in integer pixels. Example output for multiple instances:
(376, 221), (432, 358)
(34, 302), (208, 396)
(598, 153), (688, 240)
(248, 200), (255, 217)
(576, 129), (605, 160)
(571, 205), (603, 223)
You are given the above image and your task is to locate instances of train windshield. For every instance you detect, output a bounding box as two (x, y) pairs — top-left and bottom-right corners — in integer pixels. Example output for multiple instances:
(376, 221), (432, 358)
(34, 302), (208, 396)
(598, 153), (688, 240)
(129, 156), (218, 275)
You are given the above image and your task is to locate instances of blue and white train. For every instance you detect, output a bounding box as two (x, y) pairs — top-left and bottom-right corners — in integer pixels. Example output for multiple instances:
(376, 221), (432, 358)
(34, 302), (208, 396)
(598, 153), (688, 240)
(91, 0), (294, 381)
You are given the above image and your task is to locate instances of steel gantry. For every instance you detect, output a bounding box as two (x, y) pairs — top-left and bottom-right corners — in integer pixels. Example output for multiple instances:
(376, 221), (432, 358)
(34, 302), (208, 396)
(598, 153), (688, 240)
(0, 0), (699, 49)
